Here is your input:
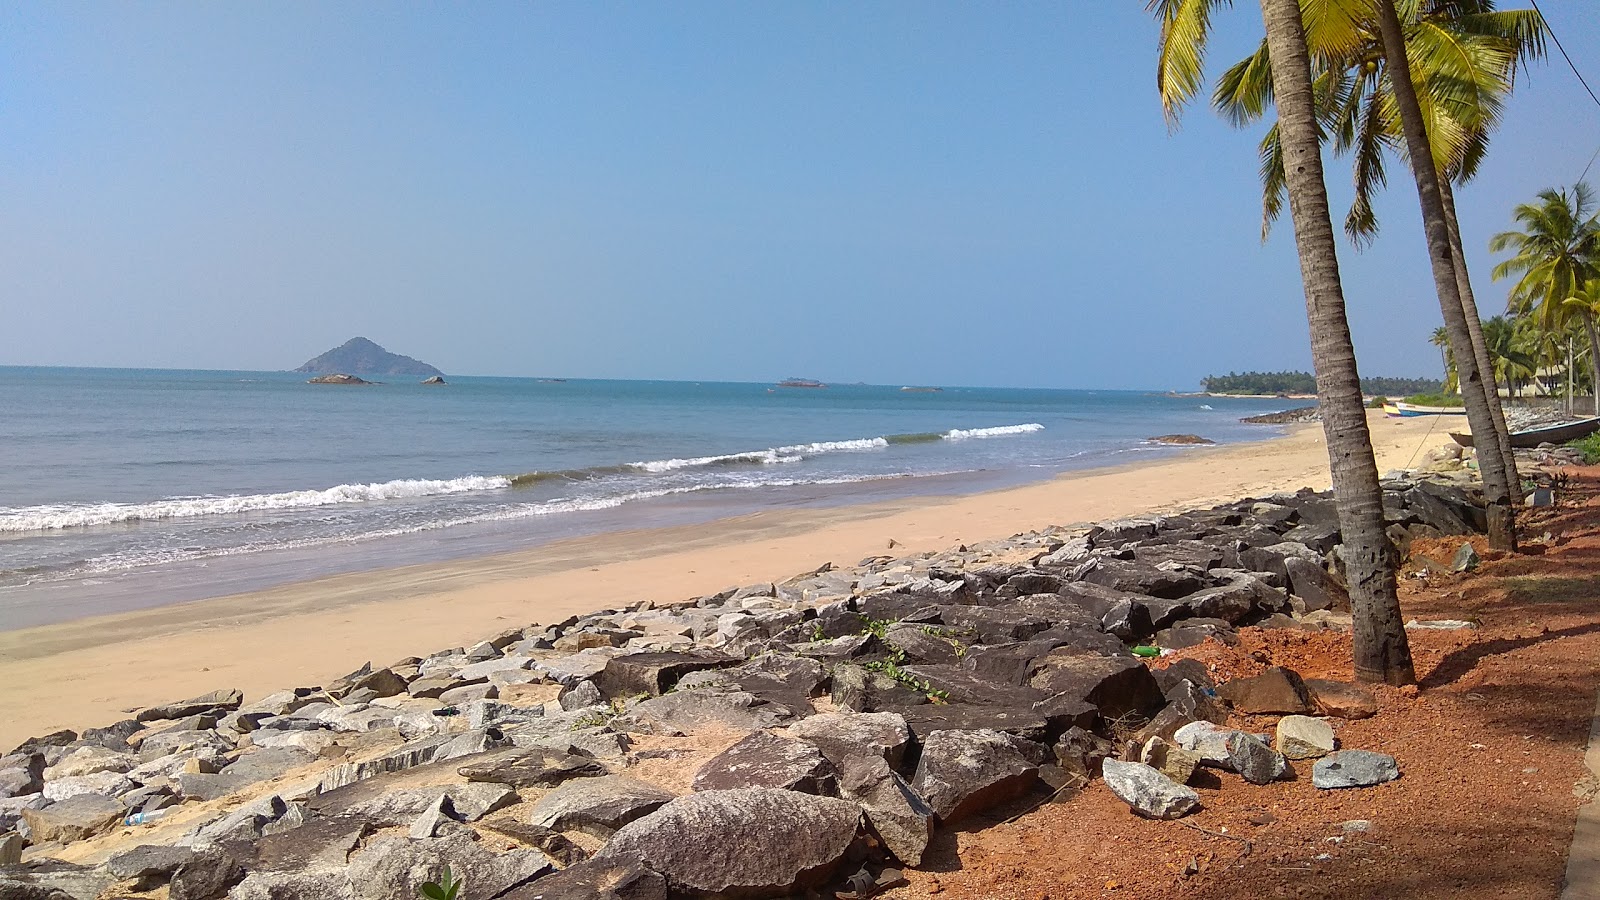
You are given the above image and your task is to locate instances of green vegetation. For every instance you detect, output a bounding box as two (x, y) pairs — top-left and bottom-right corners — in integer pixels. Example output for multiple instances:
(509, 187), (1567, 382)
(1401, 393), (1464, 408)
(1202, 371), (1442, 397)
(419, 866), (463, 900)
(1568, 433), (1600, 464)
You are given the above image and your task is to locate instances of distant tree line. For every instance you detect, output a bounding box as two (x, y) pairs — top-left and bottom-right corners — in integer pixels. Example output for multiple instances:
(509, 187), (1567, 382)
(1202, 371), (1442, 396)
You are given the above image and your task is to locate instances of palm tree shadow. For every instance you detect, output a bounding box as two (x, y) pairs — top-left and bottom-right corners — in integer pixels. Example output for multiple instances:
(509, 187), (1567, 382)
(1421, 619), (1600, 689)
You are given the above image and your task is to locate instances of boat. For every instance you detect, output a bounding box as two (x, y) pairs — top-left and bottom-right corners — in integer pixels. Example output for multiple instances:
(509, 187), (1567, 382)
(899, 386), (943, 393)
(1450, 416), (1600, 449)
(1385, 401), (1467, 417)
(777, 378), (826, 388)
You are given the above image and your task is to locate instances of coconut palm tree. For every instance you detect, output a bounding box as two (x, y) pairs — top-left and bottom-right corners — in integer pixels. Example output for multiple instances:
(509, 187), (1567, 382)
(1372, 0), (1518, 549)
(1152, 0), (1415, 684)
(1430, 324), (1457, 391)
(1491, 185), (1600, 414)
(1210, 0), (1543, 501)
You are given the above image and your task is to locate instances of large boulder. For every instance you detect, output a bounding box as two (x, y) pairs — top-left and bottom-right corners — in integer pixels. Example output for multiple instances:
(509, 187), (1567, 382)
(1028, 654), (1164, 721)
(614, 689), (792, 735)
(136, 689), (244, 723)
(911, 729), (1040, 825)
(691, 731), (837, 795)
(597, 652), (737, 699)
(21, 793), (125, 843)
(1215, 666), (1313, 715)
(497, 860), (666, 900)
(596, 788), (861, 898)
(345, 832), (551, 900)
(456, 748), (606, 788)
(528, 775), (674, 838)
(837, 756), (934, 867)
(786, 711), (912, 771)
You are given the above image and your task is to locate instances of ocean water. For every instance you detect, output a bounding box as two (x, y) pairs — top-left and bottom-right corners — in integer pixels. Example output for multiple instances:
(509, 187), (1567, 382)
(0, 367), (1303, 629)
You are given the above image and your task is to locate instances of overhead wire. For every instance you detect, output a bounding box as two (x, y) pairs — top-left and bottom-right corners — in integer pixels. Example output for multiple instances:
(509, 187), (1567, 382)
(1526, 0), (1600, 182)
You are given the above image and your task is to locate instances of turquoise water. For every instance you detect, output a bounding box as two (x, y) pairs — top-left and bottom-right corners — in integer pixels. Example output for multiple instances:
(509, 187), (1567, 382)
(0, 367), (1302, 628)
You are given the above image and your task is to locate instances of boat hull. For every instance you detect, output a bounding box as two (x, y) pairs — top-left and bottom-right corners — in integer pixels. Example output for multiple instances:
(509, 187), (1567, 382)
(1450, 417), (1600, 449)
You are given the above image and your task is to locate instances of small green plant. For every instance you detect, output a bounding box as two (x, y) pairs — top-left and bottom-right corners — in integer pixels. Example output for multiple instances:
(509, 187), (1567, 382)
(856, 615), (894, 639)
(864, 650), (949, 703)
(807, 620), (826, 643)
(419, 865), (463, 900)
(1368, 395), (1388, 409)
(1569, 433), (1600, 464)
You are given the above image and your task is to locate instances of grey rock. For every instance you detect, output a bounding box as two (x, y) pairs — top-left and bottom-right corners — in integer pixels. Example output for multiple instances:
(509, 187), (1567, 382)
(1275, 715), (1336, 759)
(1028, 654), (1164, 722)
(346, 832), (551, 900)
(1452, 543), (1481, 573)
(528, 775), (674, 838)
(42, 746), (135, 780)
(106, 844), (199, 880)
(1226, 731), (1288, 785)
(1053, 727), (1113, 780)
(596, 788), (861, 898)
(41, 770), (132, 801)
(21, 793), (125, 843)
(786, 711), (911, 771)
(0, 768), (41, 801)
(168, 848), (248, 900)
(691, 731), (837, 795)
(229, 867), (355, 900)
(315, 740), (444, 792)
(496, 859), (665, 900)
(1312, 750), (1400, 789)
(180, 794), (287, 847)
(837, 756), (934, 867)
(252, 815), (373, 871)
(1173, 721), (1236, 769)
(0, 832), (22, 866)
(911, 729), (1039, 825)
(1101, 758), (1200, 819)
(407, 794), (455, 839)
(136, 689), (243, 723)
(1284, 556), (1347, 614)
(0, 862), (115, 900)
(1139, 737), (1201, 785)
(615, 689), (791, 736)
(896, 703), (1051, 743)
(340, 782), (518, 827)
(830, 665), (929, 713)
(558, 680), (602, 711)
(457, 747), (606, 788)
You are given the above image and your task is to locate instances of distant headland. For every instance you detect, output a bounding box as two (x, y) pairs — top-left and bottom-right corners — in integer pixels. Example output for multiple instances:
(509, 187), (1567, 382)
(294, 337), (444, 378)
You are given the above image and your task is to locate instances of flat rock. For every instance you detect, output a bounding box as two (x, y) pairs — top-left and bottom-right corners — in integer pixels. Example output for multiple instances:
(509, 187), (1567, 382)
(1028, 654), (1164, 722)
(1173, 721), (1236, 769)
(456, 748), (606, 788)
(496, 859), (666, 900)
(596, 788), (861, 898)
(911, 729), (1040, 825)
(40, 770), (132, 801)
(895, 703), (1051, 743)
(597, 652), (737, 699)
(1216, 666), (1312, 715)
(785, 711), (912, 771)
(22, 793), (126, 843)
(43, 746), (135, 780)
(1313, 750), (1399, 789)
(136, 689), (244, 723)
(616, 689), (792, 735)
(1304, 679), (1378, 720)
(1101, 758), (1200, 819)
(345, 832), (551, 900)
(105, 844), (200, 880)
(691, 730), (838, 795)
(528, 775), (674, 838)
(1275, 715), (1336, 759)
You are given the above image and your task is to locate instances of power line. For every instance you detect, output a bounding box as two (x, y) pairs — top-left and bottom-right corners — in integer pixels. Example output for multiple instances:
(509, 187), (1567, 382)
(1529, 0), (1600, 111)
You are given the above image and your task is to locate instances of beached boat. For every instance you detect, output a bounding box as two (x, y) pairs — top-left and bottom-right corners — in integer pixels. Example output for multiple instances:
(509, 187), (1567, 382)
(1450, 416), (1600, 449)
(1385, 401), (1467, 417)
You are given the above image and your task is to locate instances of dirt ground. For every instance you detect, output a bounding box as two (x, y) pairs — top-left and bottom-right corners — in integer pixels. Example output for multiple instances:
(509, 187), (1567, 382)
(879, 467), (1600, 900)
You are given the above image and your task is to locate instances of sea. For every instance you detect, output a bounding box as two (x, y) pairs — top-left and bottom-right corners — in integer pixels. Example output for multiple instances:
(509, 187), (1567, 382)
(0, 367), (1306, 630)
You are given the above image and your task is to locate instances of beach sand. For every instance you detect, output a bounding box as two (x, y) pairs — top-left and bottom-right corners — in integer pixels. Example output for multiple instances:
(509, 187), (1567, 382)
(0, 412), (1459, 750)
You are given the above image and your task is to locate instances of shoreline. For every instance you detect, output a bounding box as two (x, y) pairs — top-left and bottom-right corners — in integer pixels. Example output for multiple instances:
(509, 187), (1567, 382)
(0, 413), (1454, 750)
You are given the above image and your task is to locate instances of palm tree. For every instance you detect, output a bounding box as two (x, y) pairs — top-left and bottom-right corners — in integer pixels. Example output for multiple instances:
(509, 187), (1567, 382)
(1371, 0), (1517, 549)
(1480, 315), (1536, 399)
(1430, 324), (1457, 391)
(1152, 0), (1416, 684)
(1212, 1), (1543, 493)
(1490, 185), (1600, 414)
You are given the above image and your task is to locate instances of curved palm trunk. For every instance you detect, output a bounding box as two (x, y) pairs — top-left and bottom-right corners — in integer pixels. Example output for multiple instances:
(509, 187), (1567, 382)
(1259, 0), (1414, 685)
(1375, 0), (1516, 551)
(1439, 180), (1520, 497)
(1586, 310), (1600, 416)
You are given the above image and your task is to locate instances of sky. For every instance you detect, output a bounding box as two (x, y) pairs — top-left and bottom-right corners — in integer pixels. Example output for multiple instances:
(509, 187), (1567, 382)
(2, 2), (1598, 390)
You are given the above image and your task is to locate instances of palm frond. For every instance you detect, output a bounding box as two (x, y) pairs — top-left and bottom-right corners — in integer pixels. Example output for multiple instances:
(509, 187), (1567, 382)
(1151, 0), (1234, 122)
(1212, 38), (1274, 127)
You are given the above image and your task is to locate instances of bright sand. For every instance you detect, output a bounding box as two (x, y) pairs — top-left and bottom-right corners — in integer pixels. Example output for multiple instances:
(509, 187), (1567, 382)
(0, 412), (1459, 750)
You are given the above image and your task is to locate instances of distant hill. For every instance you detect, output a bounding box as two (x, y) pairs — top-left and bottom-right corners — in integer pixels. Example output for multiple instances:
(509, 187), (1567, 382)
(294, 337), (444, 378)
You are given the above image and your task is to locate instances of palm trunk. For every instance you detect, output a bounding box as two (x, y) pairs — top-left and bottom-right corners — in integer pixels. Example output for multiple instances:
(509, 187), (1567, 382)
(1586, 310), (1600, 416)
(1439, 179), (1520, 495)
(1568, 337), (1576, 416)
(1375, 0), (1516, 552)
(1260, 0), (1414, 685)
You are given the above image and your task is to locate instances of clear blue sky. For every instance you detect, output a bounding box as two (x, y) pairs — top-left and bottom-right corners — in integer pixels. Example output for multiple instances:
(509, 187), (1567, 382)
(3, 2), (1597, 389)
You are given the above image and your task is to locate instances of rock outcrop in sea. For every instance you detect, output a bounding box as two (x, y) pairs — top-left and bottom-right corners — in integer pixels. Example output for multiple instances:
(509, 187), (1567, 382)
(0, 471), (1487, 898)
(294, 338), (443, 378)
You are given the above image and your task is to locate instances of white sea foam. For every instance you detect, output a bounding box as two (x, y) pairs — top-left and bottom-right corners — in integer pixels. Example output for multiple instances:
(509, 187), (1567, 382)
(944, 423), (1045, 440)
(0, 475), (512, 533)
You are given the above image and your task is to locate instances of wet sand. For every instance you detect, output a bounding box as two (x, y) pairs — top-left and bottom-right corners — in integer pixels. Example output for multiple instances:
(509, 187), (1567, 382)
(0, 412), (1456, 749)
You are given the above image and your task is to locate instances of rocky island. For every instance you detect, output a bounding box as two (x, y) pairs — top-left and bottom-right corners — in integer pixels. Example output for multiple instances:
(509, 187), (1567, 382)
(295, 338), (444, 379)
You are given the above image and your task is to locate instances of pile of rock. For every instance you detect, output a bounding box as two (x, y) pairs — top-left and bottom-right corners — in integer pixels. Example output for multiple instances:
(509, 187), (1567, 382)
(1240, 406), (1320, 425)
(0, 476), (1474, 899)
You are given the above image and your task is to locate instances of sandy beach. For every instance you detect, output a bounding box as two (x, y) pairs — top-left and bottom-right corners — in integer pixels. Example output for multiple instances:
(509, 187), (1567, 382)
(0, 412), (1457, 750)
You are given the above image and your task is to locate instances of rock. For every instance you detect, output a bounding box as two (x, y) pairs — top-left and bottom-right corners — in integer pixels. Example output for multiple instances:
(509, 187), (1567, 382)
(938, 606), (1051, 644)
(252, 815), (373, 871)
(0, 831), (22, 866)
(837, 756), (934, 867)
(1312, 750), (1400, 789)
(136, 689), (244, 723)
(21, 793), (125, 843)
(911, 729), (1040, 825)
(1452, 543), (1481, 573)
(43, 746), (135, 780)
(296, 337), (444, 378)
(1053, 727), (1113, 780)
(1284, 556), (1348, 614)
(41, 770), (133, 801)
(307, 373), (372, 385)
(0, 862), (116, 900)
(597, 651), (737, 699)
(831, 665), (929, 713)
(496, 859), (666, 900)
(1275, 715), (1336, 759)
(1100, 758), (1200, 819)
(1173, 721), (1235, 769)
(1076, 558), (1206, 599)
(1138, 737), (1201, 785)
(1216, 666), (1312, 715)
(1028, 655), (1164, 722)
(169, 847), (248, 900)
(559, 680), (603, 711)
(229, 866), (355, 900)
(106, 844), (200, 881)
(421, 375), (447, 385)
(596, 788), (861, 898)
(528, 775), (674, 838)
(181, 794), (287, 846)
(456, 748), (606, 788)
(785, 711), (912, 771)
(407, 794), (455, 839)
(1226, 731), (1288, 784)
(1147, 434), (1215, 445)
(1303, 679), (1379, 720)
(1155, 617), (1238, 650)
(345, 832), (550, 900)
(615, 689), (792, 735)
(692, 730), (838, 795)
